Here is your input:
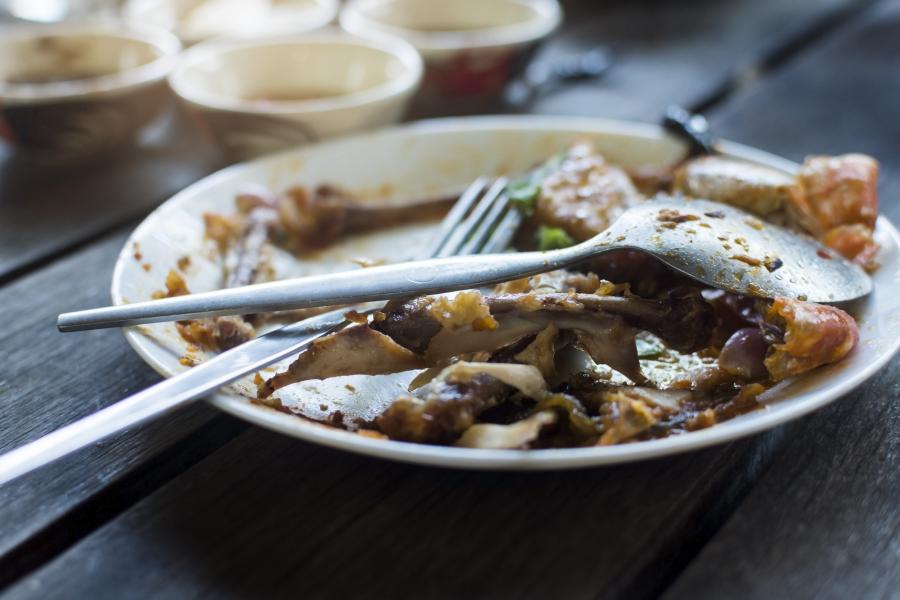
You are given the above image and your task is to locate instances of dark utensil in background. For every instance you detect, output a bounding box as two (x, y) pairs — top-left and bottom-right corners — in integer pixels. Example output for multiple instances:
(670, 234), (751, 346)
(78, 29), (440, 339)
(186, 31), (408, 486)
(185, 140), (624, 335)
(662, 104), (716, 156)
(505, 46), (614, 106)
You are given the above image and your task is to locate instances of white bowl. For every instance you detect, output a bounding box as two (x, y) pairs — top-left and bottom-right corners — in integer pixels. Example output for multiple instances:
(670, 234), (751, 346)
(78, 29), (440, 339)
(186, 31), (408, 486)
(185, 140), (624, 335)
(0, 23), (180, 160)
(341, 0), (561, 100)
(168, 32), (423, 160)
(124, 0), (339, 45)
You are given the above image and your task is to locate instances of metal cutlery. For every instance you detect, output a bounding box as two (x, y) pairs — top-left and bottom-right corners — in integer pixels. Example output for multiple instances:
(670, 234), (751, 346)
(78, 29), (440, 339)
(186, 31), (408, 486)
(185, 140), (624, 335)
(0, 177), (519, 486)
(57, 195), (872, 333)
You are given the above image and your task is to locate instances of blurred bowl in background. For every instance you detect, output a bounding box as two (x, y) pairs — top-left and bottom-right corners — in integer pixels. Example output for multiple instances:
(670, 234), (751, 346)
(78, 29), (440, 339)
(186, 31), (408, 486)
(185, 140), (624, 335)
(0, 23), (180, 163)
(168, 32), (423, 161)
(124, 0), (339, 45)
(340, 0), (561, 108)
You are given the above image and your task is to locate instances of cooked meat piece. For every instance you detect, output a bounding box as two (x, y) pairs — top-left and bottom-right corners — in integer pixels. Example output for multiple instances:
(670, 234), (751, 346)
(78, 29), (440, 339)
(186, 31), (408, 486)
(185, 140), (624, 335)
(177, 316), (256, 352)
(378, 373), (512, 444)
(689, 296), (857, 385)
(374, 296), (459, 354)
(379, 291), (644, 382)
(534, 142), (644, 241)
(257, 326), (425, 398)
(762, 297), (859, 380)
(585, 250), (692, 298)
(494, 269), (608, 295)
(277, 184), (455, 250)
(785, 154), (881, 267)
(225, 206), (277, 289)
(203, 213), (239, 254)
(673, 156), (801, 217)
(484, 287), (714, 354)
(627, 164), (676, 195)
(153, 270), (257, 353)
(377, 362), (547, 444)
(793, 154), (879, 234)
(185, 200), (279, 352)
(821, 223), (880, 271)
(598, 389), (663, 445)
(152, 269), (191, 299)
(260, 288), (715, 398)
(379, 290), (714, 381)
(234, 184), (278, 213)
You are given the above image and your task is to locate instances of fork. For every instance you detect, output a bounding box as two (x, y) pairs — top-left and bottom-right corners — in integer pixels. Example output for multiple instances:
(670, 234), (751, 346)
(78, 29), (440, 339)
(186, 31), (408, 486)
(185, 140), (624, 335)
(0, 178), (519, 486)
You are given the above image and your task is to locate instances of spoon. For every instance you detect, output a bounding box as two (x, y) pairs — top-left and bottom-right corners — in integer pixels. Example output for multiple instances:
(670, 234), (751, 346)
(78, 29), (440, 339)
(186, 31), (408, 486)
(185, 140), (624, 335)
(57, 195), (871, 332)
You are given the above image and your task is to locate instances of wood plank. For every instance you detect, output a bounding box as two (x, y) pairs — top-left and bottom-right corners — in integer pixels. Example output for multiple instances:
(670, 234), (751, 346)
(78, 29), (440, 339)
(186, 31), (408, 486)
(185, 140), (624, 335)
(0, 108), (221, 282)
(526, 0), (867, 120)
(662, 1), (900, 597)
(663, 367), (900, 600)
(0, 230), (242, 582)
(0, 429), (785, 600)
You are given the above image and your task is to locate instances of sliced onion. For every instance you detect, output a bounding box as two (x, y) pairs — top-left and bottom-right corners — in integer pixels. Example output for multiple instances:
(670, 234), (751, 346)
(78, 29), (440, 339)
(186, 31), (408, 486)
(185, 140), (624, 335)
(455, 411), (557, 449)
(718, 327), (769, 380)
(438, 361), (547, 399)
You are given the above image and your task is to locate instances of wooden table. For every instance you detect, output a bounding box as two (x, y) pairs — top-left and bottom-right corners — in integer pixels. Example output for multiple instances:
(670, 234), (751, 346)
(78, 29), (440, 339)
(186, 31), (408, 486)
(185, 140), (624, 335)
(1, 1), (897, 597)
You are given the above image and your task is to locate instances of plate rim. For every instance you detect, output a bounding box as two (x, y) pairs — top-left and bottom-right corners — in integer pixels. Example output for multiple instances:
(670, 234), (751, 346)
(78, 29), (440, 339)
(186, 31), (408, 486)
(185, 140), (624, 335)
(114, 114), (900, 470)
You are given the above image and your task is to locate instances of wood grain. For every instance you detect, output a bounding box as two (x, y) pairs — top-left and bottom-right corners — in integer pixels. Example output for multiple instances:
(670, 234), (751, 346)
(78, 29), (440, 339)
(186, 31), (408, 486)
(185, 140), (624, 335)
(0, 429), (785, 600)
(663, 2), (900, 597)
(526, 0), (867, 120)
(0, 230), (238, 578)
(0, 108), (221, 283)
(664, 365), (900, 600)
(706, 0), (900, 217)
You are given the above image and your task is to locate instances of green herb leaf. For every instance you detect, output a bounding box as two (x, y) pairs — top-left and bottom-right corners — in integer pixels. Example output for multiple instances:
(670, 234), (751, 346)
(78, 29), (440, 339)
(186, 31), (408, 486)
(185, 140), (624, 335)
(507, 151), (567, 215)
(536, 226), (576, 251)
(507, 178), (540, 213)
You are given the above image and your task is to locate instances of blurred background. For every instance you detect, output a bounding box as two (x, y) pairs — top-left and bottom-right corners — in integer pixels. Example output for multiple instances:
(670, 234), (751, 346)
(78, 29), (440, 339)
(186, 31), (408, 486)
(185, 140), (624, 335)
(0, 0), (892, 275)
(0, 0), (878, 166)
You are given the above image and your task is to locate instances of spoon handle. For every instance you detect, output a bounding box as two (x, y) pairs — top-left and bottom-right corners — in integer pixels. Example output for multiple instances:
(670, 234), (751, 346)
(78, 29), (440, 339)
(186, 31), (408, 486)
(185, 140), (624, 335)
(58, 247), (587, 331)
(663, 105), (716, 156)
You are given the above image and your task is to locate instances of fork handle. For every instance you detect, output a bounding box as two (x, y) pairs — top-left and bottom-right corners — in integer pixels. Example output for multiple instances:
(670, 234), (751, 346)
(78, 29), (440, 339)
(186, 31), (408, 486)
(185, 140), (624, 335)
(58, 247), (586, 331)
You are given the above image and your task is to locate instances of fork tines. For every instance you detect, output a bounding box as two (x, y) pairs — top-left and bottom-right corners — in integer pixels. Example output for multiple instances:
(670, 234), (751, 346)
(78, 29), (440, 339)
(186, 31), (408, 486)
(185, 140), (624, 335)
(428, 177), (520, 259)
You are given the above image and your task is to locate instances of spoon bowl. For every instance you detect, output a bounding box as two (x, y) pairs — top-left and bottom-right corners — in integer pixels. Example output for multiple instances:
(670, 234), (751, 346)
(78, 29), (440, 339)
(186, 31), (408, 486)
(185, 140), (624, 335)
(594, 195), (871, 303)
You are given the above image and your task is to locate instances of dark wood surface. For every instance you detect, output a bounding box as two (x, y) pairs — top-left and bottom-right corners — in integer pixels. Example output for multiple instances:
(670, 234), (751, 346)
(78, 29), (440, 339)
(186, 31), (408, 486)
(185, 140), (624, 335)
(0, 0), (897, 598)
(666, 2), (900, 597)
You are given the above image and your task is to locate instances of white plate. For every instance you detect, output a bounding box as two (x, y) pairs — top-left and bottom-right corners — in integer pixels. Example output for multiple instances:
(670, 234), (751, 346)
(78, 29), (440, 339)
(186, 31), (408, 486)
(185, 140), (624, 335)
(114, 116), (900, 469)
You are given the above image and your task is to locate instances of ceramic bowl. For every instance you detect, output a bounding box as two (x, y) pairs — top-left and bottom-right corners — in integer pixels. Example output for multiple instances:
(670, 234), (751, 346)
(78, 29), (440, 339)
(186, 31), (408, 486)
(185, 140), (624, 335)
(0, 24), (181, 162)
(168, 32), (423, 161)
(340, 0), (561, 105)
(124, 0), (339, 46)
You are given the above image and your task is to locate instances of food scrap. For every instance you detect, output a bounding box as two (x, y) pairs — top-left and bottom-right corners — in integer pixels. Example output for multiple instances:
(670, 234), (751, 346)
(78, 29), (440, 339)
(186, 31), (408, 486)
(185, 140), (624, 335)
(166, 142), (876, 450)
